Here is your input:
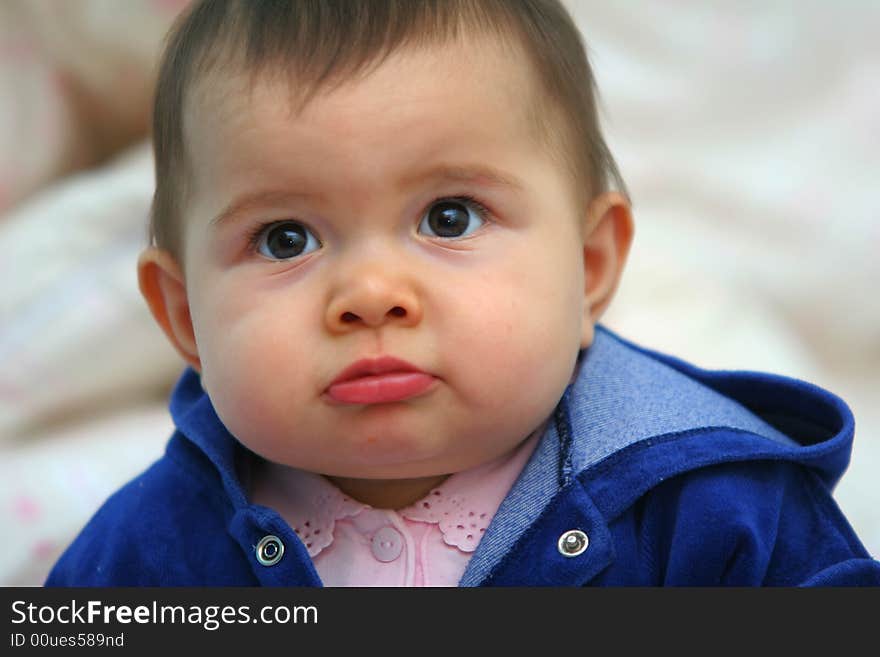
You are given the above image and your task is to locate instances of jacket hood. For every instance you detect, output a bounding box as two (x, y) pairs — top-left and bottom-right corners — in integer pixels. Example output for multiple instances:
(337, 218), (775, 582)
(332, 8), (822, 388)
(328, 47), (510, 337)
(567, 326), (852, 477)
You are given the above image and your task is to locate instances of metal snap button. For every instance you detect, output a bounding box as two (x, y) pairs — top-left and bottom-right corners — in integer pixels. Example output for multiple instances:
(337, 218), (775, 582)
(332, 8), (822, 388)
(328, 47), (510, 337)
(557, 529), (589, 557)
(255, 535), (284, 566)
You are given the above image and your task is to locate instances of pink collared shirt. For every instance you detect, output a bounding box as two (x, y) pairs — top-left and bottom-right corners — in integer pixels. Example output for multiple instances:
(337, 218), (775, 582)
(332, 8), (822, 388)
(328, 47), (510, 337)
(251, 431), (541, 586)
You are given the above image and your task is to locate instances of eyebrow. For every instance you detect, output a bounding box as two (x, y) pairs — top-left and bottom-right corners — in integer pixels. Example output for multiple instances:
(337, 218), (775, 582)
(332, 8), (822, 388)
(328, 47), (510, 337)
(210, 164), (524, 228)
(399, 164), (525, 194)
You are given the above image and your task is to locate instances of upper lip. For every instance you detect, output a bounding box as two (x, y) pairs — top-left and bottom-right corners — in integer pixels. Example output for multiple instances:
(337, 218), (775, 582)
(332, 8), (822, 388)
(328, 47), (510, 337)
(328, 356), (429, 386)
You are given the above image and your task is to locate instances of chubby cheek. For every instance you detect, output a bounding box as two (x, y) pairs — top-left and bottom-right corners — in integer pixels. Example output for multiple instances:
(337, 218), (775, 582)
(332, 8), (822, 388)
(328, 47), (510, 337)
(190, 275), (317, 444)
(441, 246), (584, 422)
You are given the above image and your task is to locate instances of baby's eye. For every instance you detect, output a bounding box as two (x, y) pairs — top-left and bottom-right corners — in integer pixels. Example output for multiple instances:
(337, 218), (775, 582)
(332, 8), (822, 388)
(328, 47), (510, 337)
(417, 197), (487, 239)
(253, 221), (321, 260)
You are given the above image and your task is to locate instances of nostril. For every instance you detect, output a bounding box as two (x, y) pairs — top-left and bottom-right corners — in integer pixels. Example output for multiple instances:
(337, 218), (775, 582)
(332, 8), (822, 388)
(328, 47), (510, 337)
(337, 307), (407, 325)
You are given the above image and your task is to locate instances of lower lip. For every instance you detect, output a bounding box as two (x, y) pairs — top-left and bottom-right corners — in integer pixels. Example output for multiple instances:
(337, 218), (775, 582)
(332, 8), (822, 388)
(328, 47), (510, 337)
(326, 372), (437, 404)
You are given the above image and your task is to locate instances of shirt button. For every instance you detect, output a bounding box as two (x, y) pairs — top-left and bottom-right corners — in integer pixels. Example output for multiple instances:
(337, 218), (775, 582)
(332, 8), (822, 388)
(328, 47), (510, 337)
(371, 526), (403, 562)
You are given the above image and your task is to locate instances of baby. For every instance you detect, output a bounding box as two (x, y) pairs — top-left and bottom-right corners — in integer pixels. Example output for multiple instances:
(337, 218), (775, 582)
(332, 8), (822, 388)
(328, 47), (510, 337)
(47, 0), (879, 586)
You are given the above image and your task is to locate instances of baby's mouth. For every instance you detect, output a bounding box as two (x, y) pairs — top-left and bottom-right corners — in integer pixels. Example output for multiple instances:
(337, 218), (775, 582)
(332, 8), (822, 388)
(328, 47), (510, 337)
(325, 356), (437, 405)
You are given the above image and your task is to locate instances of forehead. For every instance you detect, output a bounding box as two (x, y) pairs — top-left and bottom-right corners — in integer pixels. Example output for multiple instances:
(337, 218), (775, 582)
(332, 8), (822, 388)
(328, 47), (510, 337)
(182, 34), (543, 196)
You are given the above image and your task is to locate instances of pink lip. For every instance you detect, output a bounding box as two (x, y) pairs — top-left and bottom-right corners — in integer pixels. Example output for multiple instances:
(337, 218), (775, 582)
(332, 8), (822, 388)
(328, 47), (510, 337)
(326, 356), (437, 404)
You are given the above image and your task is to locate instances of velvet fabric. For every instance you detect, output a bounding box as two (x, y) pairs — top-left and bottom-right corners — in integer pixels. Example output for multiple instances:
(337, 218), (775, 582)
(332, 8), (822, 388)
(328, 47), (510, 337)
(46, 325), (880, 586)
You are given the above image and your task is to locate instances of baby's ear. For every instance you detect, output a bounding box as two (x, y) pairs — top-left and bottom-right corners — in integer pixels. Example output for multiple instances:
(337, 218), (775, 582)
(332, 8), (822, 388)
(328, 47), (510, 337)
(580, 192), (634, 348)
(137, 248), (201, 372)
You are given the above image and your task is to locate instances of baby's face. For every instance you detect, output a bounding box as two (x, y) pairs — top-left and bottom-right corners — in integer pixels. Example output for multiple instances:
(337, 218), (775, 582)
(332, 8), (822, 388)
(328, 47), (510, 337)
(180, 36), (591, 480)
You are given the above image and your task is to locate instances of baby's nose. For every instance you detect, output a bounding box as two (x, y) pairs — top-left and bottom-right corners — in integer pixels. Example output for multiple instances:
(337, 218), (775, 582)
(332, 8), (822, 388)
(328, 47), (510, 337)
(325, 274), (422, 332)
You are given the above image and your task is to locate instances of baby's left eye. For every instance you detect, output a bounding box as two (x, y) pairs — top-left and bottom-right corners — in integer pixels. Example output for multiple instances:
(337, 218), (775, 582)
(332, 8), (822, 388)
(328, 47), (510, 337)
(417, 198), (487, 239)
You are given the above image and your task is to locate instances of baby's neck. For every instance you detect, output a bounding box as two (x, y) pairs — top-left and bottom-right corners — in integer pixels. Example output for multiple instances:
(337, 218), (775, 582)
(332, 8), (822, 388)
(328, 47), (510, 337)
(324, 474), (450, 510)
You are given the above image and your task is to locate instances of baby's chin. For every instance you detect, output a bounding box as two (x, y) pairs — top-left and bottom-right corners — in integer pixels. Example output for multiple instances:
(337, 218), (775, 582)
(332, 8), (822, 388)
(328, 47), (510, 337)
(246, 425), (509, 483)
(257, 437), (473, 481)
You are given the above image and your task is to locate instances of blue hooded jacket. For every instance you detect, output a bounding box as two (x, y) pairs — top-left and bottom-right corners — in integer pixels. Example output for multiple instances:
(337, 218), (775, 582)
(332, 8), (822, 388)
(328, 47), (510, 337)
(46, 325), (880, 586)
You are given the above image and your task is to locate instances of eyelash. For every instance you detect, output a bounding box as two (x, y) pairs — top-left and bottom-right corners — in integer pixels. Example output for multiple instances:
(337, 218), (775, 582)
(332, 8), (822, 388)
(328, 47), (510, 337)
(244, 194), (493, 253)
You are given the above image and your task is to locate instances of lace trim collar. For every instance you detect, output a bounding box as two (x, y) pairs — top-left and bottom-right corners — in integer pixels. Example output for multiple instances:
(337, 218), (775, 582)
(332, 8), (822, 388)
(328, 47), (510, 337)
(255, 429), (542, 558)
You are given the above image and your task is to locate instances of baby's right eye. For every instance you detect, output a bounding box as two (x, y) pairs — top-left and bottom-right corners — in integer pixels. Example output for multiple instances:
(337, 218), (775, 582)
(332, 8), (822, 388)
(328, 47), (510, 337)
(253, 221), (321, 260)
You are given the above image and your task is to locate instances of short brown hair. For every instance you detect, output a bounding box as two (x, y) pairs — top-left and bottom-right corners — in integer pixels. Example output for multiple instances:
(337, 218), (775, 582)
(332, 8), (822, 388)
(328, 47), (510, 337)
(149, 0), (628, 258)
